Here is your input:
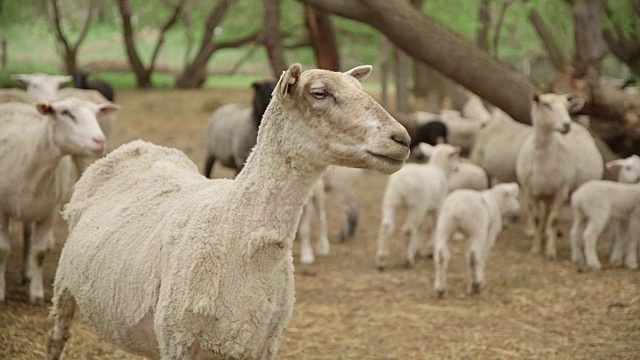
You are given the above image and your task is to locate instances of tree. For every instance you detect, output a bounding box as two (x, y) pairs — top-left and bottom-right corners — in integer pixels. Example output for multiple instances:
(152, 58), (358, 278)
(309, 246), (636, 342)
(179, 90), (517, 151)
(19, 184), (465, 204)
(175, 0), (259, 88)
(297, 0), (537, 124)
(116, 0), (185, 88)
(48, 0), (94, 75)
(263, 0), (288, 77)
(528, 8), (568, 71)
(304, 5), (340, 71)
(602, 1), (640, 77)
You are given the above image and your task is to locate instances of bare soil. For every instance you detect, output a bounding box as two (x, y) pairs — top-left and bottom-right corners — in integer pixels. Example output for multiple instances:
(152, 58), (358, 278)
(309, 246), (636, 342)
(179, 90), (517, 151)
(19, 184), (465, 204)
(1, 88), (638, 360)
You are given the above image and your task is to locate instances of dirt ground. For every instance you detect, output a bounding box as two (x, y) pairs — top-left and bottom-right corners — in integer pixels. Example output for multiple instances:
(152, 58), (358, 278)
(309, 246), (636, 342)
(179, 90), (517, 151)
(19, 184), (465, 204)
(1, 88), (639, 360)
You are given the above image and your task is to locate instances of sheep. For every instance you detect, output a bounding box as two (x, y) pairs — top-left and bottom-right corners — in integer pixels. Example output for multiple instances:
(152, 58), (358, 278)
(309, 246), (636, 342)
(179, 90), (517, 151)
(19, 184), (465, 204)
(570, 180), (640, 270)
(0, 88), (36, 104)
(409, 120), (448, 149)
(56, 87), (115, 144)
(376, 143), (460, 270)
(433, 183), (520, 297)
(204, 80), (276, 178)
(461, 93), (491, 124)
(11, 73), (72, 102)
(324, 166), (364, 242)
(297, 178), (329, 264)
(606, 155), (640, 267)
(447, 160), (489, 192)
(45, 64), (411, 360)
(413, 109), (485, 156)
(72, 71), (115, 102)
(569, 155), (640, 270)
(0, 99), (116, 305)
(516, 93), (603, 260)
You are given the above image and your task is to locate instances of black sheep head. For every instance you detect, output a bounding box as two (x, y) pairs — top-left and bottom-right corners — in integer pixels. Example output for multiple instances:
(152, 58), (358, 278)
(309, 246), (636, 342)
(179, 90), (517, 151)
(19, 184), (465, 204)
(251, 80), (276, 127)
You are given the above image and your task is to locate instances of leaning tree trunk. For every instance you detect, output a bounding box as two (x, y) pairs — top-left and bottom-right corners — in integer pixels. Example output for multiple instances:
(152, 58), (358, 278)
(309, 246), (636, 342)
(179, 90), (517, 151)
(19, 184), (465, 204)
(297, 0), (537, 124)
(304, 5), (340, 71)
(263, 0), (288, 77)
(394, 47), (409, 113)
(529, 9), (568, 71)
(49, 0), (94, 75)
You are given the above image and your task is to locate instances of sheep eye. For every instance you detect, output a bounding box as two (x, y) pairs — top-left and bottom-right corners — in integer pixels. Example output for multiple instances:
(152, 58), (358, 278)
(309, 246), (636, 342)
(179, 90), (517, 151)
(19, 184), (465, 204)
(311, 89), (328, 99)
(61, 110), (76, 122)
(543, 102), (553, 110)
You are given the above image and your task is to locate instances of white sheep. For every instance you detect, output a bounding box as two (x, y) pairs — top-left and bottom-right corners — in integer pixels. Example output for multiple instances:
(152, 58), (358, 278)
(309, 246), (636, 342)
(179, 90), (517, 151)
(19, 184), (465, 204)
(0, 99), (115, 305)
(11, 73), (72, 102)
(413, 108), (486, 156)
(516, 93), (603, 260)
(45, 64), (411, 360)
(324, 166), (364, 241)
(447, 160), (489, 192)
(570, 180), (640, 270)
(0, 88), (36, 104)
(297, 178), (329, 265)
(605, 155), (640, 267)
(376, 143), (460, 270)
(569, 155), (640, 270)
(57, 87), (115, 144)
(433, 183), (520, 297)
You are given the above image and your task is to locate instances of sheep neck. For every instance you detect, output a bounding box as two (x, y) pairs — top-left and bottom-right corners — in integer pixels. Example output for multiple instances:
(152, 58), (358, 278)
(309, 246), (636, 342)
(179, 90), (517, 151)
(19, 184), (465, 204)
(531, 109), (555, 149)
(234, 102), (327, 247)
(28, 121), (65, 182)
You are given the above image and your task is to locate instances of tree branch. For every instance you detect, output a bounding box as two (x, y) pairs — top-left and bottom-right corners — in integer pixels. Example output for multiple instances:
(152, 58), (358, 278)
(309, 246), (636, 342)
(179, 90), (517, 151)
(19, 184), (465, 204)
(493, 0), (513, 57)
(148, 0), (185, 73)
(215, 30), (260, 51)
(528, 8), (567, 70)
(72, 0), (95, 52)
(50, 0), (71, 54)
(199, 0), (237, 55)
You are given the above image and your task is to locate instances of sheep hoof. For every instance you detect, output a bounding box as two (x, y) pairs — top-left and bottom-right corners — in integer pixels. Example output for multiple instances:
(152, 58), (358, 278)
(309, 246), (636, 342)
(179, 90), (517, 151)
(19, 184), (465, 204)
(436, 290), (445, 299)
(471, 283), (481, 294)
(31, 296), (46, 306)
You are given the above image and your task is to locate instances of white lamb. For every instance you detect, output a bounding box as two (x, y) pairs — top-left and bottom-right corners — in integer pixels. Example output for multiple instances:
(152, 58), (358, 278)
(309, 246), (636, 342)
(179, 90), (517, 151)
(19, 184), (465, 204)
(447, 160), (489, 192)
(570, 155), (640, 270)
(376, 143), (460, 270)
(11, 73), (72, 102)
(0, 99), (115, 305)
(413, 109), (485, 155)
(45, 64), (411, 360)
(605, 155), (640, 267)
(0, 88), (36, 104)
(433, 183), (520, 297)
(516, 93), (603, 260)
(324, 166), (364, 241)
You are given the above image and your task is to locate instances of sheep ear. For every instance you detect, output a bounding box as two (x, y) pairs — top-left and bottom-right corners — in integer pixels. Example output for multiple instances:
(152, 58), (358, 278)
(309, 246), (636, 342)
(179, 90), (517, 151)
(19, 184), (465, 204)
(417, 143), (433, 158)
(450, 146), (461, 157)
(36, 102), (55, 116)
(97, 103), (120, 117)
(274, 63), (302, 100)
(565, 93), (585, 113)
(345, 65), (373, 83)
(605, 159), (623, 172)
(11, 74), (31, 84)
(530, 92), (542, 103)
(56, 75), (73, 85)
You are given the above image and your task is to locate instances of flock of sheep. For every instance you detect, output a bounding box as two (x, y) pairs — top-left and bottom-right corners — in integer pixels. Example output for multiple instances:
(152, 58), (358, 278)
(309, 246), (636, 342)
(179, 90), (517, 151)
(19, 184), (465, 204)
(0, 64), (637, 359)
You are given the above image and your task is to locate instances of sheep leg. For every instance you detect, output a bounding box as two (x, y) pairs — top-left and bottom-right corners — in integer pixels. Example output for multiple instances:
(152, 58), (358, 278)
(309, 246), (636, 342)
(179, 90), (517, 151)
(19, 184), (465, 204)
(467, 242), (486, 295)
(339, 199), (359, 241)
(582, 216), (607, 270)
(312, 186), (330, 257)
(520, 192), (536, 238)
(203, 153), (216, 178)
(570, 209), (587, 265)
(544, 190), (569, 260)
(403, 209), (426, 268)
(22, 221), (33, 284)
(0, 214), (9, 303)
(530, 198), (546, 255)
(624, 217), (639, 270)
(433, 225), (452, 298)
(608, 219), (625, 267)
(27, 217), (52, 305)
(298, 204), (314, 264)
(376, 208), (397, 271)
(45, 290), (76, 360)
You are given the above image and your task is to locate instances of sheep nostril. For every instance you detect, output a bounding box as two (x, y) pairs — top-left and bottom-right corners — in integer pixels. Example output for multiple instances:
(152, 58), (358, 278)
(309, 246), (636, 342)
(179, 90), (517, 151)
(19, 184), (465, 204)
(391, 133), (410, 148)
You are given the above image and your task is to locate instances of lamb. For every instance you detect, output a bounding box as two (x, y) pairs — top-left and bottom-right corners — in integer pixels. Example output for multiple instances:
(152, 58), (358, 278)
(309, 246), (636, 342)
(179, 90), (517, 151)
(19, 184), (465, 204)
(516, 93), (603, 260)
(0, 99), (115, 305)
(569, 155), (640, 270)
(204, 80), (276, 177)
(447, 160), (489, 192)
(413, 109), (485, 155)
(570, 180), (640, 270)
(73, 71), (115, 102)
(409, 120), (448, 149)
(11, 73), (72, 102)
(433, 183), (520, 297)
(45, 64), (410, 360)
(376, 143), (460, 270)
(324, 166), (364, 241)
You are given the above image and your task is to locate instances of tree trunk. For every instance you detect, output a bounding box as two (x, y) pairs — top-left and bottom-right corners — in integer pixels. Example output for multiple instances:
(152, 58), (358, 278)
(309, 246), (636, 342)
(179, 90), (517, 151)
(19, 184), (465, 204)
(304, 5), (340, 71)
(602, 5), (640, 78)
(476, 0), (491, 52)
(394, 47), (409, 113)
(528, 9), (568, 71)
(297, 0), (537, 124)
(380, 36), (391, 108)
(49, 0), (94, 75)
(263, 0), (288, 77)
